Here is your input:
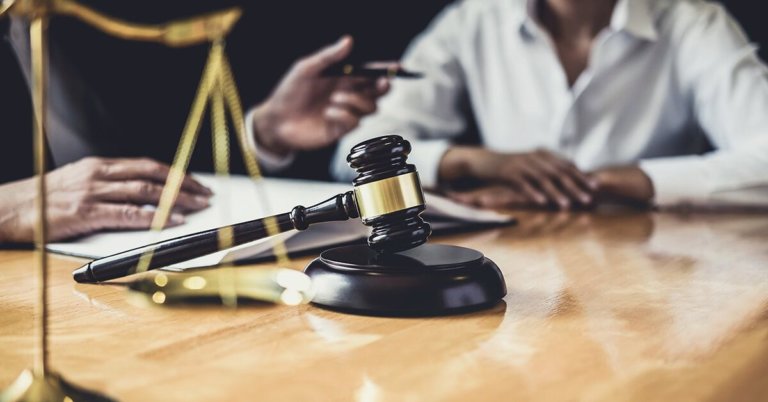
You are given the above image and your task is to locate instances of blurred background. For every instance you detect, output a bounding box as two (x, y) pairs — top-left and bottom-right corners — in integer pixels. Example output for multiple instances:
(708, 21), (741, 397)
(1, 0), (764, 183)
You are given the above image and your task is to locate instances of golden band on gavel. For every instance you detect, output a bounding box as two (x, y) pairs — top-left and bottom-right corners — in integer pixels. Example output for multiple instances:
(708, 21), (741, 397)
(353, 172), (425, 220)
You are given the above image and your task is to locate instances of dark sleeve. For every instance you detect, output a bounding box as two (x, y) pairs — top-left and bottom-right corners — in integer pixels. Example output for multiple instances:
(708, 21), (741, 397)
(0, 21), (34, 184)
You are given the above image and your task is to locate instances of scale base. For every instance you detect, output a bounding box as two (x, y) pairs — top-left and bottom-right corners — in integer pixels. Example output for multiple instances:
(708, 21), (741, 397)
(0, 369), (115, 402)
(304, 244), (506, 316)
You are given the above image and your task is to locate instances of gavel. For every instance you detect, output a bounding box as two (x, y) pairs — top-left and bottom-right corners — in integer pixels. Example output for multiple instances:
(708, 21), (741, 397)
(74, 135), (506, 316)
(74, 136), (432, 283)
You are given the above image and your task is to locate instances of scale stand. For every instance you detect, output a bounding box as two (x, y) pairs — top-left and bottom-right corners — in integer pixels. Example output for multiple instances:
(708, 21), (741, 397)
(0, 1), (247, 400)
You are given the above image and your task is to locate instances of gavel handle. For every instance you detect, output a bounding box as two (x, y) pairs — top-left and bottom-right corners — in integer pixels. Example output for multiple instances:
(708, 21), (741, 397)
(73, 191), (359, 283)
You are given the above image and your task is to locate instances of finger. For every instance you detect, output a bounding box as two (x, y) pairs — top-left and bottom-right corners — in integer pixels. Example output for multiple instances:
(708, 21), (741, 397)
(334, 76), (379, 94)
(325, 106), (360, 137)
(537, 178), (572, 210)
(445, 151), (552, 208)
(98, 158), (213, 196)
(91, 203), (185, 231)
(517, 163), (551, 186)
(336, 77), (389, 96)
(335, 77), (390, 101)
(510, 177), (548, 207)
(570, 166), (599, 192)
(539, 152), (598, 191)
(526, 155), (562, 179)
(330, 91), (377, 115)
(91, 180), (210, 212)
(487, 158), (547, 206)
(558, 175), (593, 206)
(557, 163), (598, 192)
(296, 35), (353, 75)
(376, 77), (391, 96)
(525, 157), (593, 205)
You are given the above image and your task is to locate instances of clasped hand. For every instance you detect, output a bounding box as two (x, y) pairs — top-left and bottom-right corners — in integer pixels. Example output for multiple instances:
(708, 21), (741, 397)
(440, 147), (599, 210)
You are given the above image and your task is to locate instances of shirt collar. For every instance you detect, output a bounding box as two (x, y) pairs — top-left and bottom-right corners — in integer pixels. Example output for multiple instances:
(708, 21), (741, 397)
(518, 0), (658, 42)
(610, 0), (658, 41)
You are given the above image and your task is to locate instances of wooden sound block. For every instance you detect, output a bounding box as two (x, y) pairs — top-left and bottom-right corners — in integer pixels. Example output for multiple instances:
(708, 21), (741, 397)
(304, 244), (506, 316)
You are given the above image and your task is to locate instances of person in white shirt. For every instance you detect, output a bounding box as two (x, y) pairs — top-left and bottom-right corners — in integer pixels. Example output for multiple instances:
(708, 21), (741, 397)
(331, 0), (768, 210)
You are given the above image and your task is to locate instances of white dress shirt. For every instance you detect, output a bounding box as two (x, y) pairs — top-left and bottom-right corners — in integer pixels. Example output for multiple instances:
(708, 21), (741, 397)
(331, 0), (768, 208)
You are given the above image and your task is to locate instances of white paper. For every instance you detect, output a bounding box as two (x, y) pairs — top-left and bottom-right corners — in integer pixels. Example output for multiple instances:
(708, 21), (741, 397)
(48, 174), (513, 270)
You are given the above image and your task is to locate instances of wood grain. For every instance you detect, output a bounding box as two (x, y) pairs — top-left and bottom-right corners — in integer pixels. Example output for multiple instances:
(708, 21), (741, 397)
(2, 210), (767, 401)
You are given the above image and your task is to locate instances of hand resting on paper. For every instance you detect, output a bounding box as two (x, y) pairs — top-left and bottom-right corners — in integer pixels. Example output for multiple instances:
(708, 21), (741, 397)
(0, 157), (212, 243)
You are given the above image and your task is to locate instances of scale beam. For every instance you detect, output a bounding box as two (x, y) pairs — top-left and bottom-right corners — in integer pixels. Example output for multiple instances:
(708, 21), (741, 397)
(2, 0), (241, 47)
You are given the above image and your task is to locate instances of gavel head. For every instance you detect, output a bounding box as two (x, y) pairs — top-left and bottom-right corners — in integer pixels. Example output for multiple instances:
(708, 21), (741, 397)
(347, 135), (432, 253)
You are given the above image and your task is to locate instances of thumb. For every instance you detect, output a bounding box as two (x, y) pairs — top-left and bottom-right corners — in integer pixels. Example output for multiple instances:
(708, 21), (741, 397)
(299, 35), (353, 75)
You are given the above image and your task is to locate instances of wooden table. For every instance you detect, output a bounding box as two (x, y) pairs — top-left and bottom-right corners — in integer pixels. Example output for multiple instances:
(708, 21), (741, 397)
(2, 210), (768, 401)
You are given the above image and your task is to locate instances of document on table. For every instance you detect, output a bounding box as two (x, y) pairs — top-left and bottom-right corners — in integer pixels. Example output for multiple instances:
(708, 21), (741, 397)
(48, 174), (514, 270)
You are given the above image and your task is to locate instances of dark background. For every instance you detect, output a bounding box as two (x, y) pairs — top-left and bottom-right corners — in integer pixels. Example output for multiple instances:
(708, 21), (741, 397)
(0, 0), (765, 184)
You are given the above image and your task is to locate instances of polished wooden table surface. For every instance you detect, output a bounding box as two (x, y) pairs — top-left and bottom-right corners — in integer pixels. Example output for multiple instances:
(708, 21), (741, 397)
(2, 210), (768, 401)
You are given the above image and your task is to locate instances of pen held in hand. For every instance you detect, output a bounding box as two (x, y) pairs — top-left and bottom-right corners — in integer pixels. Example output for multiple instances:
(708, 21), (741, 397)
(323, 63), (424, 79)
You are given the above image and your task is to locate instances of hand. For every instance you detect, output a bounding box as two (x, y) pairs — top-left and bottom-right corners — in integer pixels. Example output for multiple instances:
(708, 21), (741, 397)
(0, 157), (213, 242)
(591, 166), (655, 206)
(251, 36), (392, 155)
(440, 147), (598, 210)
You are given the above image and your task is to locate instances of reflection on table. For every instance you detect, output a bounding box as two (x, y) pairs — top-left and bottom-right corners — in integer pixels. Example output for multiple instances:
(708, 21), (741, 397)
(1, 210), (767, 401)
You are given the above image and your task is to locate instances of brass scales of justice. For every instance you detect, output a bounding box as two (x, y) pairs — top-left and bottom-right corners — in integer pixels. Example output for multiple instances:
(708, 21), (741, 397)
(0, 0), (316, 400)
(1, 0), (506, 400)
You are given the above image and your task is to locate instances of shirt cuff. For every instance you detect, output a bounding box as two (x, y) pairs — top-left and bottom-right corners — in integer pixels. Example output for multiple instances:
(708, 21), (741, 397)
(406, 139), (451, 189)
(244, 108), (295, 173)
(639, 156), (714, 207)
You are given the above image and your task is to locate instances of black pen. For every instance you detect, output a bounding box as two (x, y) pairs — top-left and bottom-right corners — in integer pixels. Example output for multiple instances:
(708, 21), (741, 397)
(323, 63), (424, 79)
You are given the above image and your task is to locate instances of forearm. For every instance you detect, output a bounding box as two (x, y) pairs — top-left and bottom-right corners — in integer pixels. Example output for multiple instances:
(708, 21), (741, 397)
(0, 178), (34, 243)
